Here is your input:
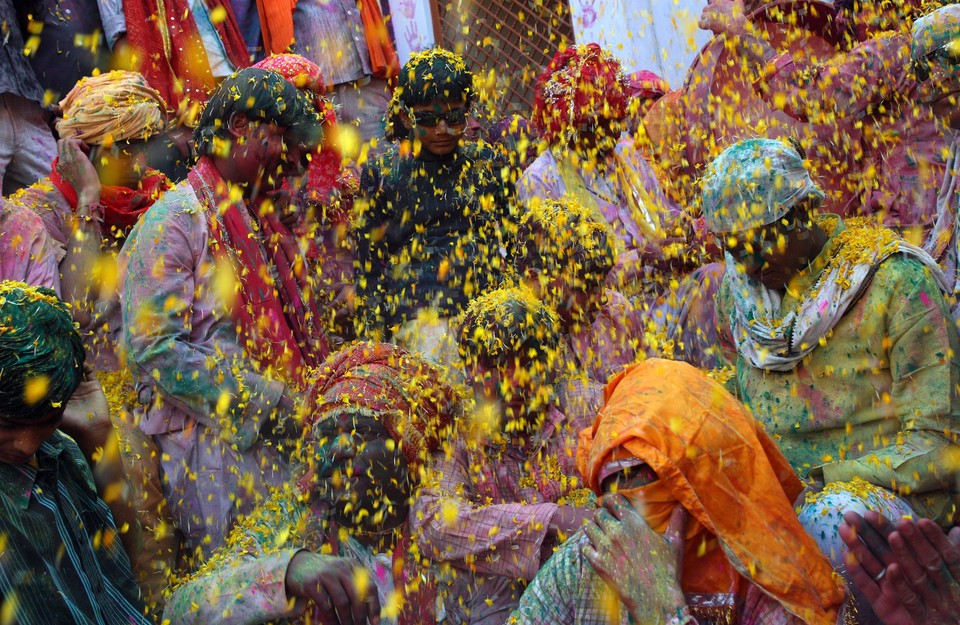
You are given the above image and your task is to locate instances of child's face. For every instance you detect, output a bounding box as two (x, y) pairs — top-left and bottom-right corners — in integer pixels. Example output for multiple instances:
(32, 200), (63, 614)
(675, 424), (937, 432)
(402, 99), (469, 157)
(0, 407), (65, 464)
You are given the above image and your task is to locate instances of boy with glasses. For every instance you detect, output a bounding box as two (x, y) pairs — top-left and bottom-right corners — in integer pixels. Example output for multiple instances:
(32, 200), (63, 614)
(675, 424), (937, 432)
(354, 48), (517, 362)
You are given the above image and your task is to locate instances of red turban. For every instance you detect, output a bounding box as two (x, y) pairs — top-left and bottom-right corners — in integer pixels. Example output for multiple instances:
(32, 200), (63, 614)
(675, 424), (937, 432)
(254, 54), (346, 208)
(533, 43), (629, 145)
(253, 54), (337, 123)
(304, 342), (463, 470)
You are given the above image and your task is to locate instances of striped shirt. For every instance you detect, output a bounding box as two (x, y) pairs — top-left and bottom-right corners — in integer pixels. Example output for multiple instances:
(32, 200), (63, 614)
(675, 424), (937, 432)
(0, 433), (150, 625)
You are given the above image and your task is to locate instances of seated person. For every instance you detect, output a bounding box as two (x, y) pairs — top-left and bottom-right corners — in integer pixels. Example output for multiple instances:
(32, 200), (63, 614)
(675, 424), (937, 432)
(163, 342), (461, 625)
(841, 509), (960, 625)
(254, 53), (359, 343)
(0, 281), (148, 624)
(411, 285), (595, 625)
(704, 138), (960, 557)
(518, 44), (682, 260)
(516, 196), (643, 424)
(510, 358), (848, 625)
(9, 69), (178, 607)
(354, 48), (516, 361)
(519, 44), (722, 367)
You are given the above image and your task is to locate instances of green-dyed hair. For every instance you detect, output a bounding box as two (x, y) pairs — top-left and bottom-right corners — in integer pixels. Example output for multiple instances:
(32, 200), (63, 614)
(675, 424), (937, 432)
(0, 282), (84, 420)
(516, 196), (616, 285)
(458, 285), (561, 368)
(194, 68), (324, 158)
(384, 48), (475, 141)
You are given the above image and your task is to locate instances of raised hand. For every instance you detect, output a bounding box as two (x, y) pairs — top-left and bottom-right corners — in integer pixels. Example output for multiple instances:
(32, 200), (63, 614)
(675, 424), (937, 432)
(583, 494), (688, 623)
(698, 0), (748, 38)
(56, 138), (101, 207)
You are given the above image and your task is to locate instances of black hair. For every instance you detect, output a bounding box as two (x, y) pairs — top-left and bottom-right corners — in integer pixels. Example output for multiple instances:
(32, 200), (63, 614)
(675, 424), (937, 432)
(516, 199), (616, 286)
(458, 287), (562, 368)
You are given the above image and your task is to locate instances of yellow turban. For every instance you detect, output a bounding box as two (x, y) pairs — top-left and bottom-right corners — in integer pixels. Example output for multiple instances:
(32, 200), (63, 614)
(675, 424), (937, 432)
(57, 71), (168, 145)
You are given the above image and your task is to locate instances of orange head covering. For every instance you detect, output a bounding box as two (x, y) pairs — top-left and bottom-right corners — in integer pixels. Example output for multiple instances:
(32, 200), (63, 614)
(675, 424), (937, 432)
(303, 342), (464, 472)
(577, 359), (844, 625)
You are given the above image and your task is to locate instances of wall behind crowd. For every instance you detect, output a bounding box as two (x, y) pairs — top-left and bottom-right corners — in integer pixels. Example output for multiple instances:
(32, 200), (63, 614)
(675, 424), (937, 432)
(386, 0), (725, 89)
(569, 0), (712, 88)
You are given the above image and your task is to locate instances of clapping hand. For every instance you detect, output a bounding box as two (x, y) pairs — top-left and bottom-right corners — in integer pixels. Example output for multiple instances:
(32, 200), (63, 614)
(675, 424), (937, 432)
(841, 511), (960, 625)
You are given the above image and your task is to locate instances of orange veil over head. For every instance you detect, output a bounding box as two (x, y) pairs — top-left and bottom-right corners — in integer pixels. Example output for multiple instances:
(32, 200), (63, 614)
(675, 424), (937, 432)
(576, 359), (844, 625)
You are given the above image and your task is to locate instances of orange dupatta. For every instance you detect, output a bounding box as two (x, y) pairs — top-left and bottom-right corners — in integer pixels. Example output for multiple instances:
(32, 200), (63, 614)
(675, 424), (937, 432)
(576, 359), (844, 625)
(360, 0), (400, 79)
(257, 0), (297, 55)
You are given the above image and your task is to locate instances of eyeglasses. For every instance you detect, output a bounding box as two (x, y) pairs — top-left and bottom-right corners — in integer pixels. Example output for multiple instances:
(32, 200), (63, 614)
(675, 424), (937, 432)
(913, 41), (960, 83)
(409, 107), (468, 128)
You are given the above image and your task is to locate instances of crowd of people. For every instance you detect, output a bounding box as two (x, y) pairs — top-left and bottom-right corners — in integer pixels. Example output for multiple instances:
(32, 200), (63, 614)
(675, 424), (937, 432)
(4, 0), (960, 624)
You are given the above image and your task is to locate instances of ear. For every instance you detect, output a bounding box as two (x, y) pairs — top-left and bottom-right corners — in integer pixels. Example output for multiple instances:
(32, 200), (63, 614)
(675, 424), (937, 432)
(400, 111), (413, 131)
(227, 112), (252, 138)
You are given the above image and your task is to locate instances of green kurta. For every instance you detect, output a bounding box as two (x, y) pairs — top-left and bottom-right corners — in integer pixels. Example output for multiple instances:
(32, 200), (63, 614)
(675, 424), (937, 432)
(717, 220), (960, 521)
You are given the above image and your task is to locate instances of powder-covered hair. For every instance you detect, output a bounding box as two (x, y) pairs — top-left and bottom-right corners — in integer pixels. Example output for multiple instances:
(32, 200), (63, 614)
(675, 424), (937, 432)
(458, 285), (561, 368)
(0, 282), (85, 420)
(516, 196), (616, 285)
(194, 68), (324, 158)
